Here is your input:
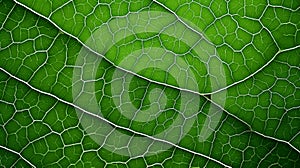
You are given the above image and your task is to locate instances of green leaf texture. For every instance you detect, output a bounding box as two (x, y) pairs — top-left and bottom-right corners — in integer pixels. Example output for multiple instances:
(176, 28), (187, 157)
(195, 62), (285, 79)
(0, 0), (299, 167)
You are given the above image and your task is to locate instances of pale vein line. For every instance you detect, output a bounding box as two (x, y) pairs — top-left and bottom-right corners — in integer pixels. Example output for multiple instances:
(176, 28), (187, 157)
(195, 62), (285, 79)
(290, 131), (300, 143)
(0, 3), (16, 30)
(124, 1), (300, 154)
(13, 0), (299, 96)
(11, 0), (211, 97)
(12, 0), (300, 154)
(0, 145), (36, 168)
(0, 67), (231, 168)
(152, 0), (300, 95)
(198, 0), (300, 153)
(257, 143), (278, 167)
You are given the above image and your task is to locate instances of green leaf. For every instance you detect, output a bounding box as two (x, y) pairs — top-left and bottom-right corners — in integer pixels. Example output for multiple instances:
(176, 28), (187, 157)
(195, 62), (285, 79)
(0, 0), (299, 167)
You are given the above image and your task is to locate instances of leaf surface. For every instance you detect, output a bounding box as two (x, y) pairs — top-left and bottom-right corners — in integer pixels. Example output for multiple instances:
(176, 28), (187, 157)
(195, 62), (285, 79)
(0, 0), (299, 167)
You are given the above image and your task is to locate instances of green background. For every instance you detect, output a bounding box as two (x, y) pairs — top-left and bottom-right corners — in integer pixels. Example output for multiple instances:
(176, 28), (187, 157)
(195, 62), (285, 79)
(0, 0), (299, 167)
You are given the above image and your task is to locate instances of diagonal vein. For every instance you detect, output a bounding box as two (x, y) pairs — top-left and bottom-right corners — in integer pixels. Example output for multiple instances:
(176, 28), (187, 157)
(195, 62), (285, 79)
(0, 145), (36, 168)
(0, 67), (231, 168)
(11, 0), (300, 154)
(152, 0), (299, 94)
